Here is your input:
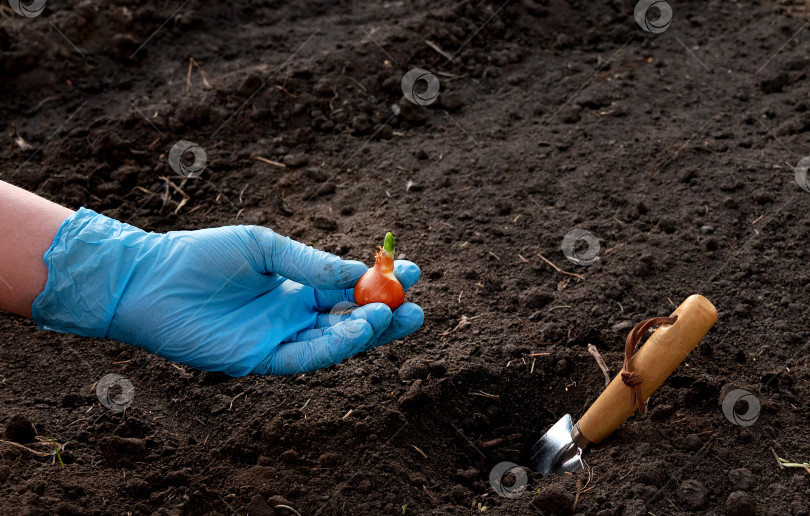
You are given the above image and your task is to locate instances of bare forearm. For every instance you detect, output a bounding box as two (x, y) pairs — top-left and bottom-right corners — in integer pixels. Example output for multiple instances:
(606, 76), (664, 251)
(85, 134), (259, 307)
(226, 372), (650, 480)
(0, 180), (74, 317)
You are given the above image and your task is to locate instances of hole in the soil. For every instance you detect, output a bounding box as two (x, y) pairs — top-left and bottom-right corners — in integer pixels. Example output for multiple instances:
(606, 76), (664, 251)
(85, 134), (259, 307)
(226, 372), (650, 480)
(734, 398), (749, 415)
(413, 78), (429, 95)
(646, 6), (662, 23)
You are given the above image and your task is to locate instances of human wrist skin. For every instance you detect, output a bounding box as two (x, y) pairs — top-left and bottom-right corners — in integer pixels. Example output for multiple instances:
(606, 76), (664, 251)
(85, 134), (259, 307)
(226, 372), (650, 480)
(0, 179), (75, 317)
(31, 208), (159, 338)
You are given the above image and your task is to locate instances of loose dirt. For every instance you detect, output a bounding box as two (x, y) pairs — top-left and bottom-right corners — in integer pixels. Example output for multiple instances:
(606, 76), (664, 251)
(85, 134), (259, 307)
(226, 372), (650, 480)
(1, 0), (809, 514)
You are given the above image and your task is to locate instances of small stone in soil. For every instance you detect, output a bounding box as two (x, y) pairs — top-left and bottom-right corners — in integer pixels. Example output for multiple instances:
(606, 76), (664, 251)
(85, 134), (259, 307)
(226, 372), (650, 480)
(725, 491), (756, 516)
(280, 449), (299, 464)
(408, 472), (427, 486)
(163, 468), (191, 485)
(682, 433), (703, 451)
(397, 98), (427, 124)
(789, 501), (808, 516)
(311, 215), (338, 230)
(631, 484), (657, 502)
(429, 360), (447, 377)
(440, 91), (463, 111)
(398, 358), (431, 381)
(519, 287), (553, 309)
(238, 74), (263, 97)
(649, 403), (675, 421)
(209, 393), (231, 415)
(282, 153), (309, 168)
(636, 460), (667, 487)
(266, 496), (293, 512)
(728, 468), (754, 490)
(99, 436), (147, 467)
(272, 196), (294, 217)
(450, 485), (469, 502)
(455, 468), (478, 482)
(319, 452), (340, 466)
(304, 182), (336, 198)
(704, 237), (720, 252)
(532, 485), (574, 515)
(677, 479), (708, 510)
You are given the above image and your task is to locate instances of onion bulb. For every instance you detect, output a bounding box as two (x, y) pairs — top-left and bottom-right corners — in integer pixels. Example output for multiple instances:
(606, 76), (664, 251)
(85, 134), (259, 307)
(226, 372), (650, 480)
(354, 232), (405, 310)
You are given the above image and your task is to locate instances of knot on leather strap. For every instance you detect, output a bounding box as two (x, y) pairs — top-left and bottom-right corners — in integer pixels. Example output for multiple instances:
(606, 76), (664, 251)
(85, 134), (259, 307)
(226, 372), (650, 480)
(620, 315), (678, 413)
(620, 369), (642, 386)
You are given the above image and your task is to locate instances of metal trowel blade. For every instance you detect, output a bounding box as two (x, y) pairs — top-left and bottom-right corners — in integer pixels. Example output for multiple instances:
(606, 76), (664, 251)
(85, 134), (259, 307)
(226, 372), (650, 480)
(529, 414), (583, 475)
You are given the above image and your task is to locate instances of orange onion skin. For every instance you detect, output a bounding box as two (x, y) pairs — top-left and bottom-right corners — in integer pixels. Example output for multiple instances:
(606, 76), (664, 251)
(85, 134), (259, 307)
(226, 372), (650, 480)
(354, 248), (405, 310)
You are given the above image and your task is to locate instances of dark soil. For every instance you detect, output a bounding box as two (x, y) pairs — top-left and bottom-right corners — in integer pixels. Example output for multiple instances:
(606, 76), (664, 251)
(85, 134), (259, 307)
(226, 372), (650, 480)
(2, 0), (810, 514)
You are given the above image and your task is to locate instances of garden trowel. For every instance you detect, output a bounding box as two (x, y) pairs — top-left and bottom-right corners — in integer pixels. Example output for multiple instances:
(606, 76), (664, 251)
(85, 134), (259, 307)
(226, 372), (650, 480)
(530, 294), (717, 475)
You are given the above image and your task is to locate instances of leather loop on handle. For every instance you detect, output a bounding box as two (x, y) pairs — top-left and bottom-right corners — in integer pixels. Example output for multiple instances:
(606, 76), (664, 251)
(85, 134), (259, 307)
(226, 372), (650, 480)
(577, 295), (717, 445)
(620, 315), (678, 413)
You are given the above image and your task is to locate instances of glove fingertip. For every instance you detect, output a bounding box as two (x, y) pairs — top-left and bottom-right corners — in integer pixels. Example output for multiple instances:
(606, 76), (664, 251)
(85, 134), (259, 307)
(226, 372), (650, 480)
(371, 302), (424, 348)
(394, 260), (421, 291)
(399, 302), (425, 330)
(332, 318), (374, 345)
(349, 302), (393, 343)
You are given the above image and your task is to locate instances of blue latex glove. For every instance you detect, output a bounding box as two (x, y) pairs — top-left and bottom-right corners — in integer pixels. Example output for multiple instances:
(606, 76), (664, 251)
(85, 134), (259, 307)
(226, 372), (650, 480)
(32, 208), (424, 376)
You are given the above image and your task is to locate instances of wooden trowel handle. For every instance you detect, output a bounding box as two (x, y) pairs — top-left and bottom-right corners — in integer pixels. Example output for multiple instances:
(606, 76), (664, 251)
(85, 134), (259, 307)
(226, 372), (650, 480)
(577, 294), (717, 445)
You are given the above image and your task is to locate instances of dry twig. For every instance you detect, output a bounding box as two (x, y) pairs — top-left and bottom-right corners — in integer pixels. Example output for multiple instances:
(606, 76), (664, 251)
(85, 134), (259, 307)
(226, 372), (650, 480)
(470, 390), (500, 400)
(228, 391), (245, 411)
(537, 253), (585, 281)
(772, 449), (810, 473)
(159, 176), (191, 214)
(0, 435), (65, 460)
(186, 57), (211, 95)
(256, 156), (286, 167)
(425, 39), (453, 61)
(411, 445), (428, 459)
(441, 314), (483, 337)
(572, 476), (583, 513)
(587, 344), (611, 387)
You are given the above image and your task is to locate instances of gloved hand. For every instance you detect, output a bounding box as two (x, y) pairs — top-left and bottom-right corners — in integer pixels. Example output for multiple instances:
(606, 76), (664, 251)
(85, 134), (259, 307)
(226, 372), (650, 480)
(32, 208), (423, 376)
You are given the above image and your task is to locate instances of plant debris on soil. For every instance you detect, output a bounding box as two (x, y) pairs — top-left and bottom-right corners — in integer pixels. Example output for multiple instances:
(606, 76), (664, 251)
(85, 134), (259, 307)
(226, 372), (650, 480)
(2, 0), (810, 514)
